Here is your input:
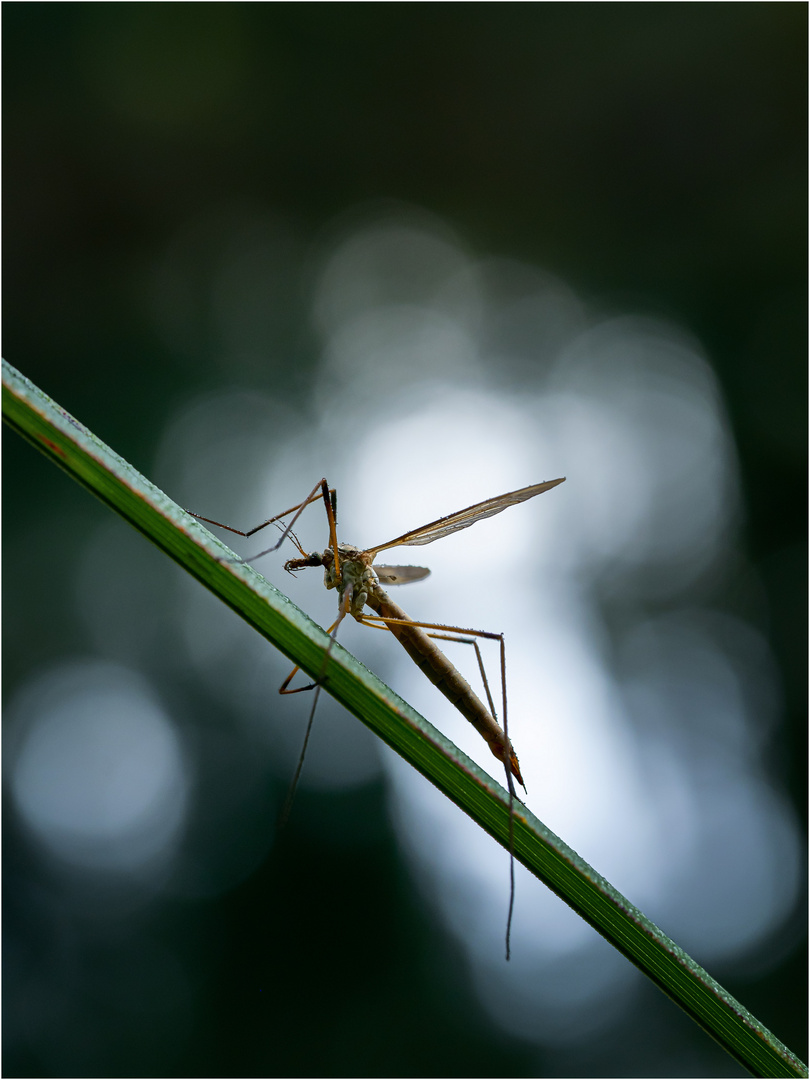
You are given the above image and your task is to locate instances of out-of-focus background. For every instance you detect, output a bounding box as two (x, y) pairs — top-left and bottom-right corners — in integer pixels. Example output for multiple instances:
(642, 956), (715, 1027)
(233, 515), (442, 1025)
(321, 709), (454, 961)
(3, 6), (806, 1077)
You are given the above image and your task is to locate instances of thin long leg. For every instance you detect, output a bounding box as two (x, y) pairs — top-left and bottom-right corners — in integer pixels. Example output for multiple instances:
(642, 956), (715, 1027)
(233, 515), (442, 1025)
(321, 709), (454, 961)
(359, 622), (499, 724)
(259, 479), (345, 825)
(279, 618), (341, 694)
(359, 613), (504, 643)
(186, 481), (332, 538)
(186, 479), (336, 564)
(242, 478), (336, 564)
(359, 611), (517, 960)
(499, 633), (516, 962)
(277, 587), (352, 828)
(277, 682), (325, 830)
(318, 477), (341, 583)
(424, 632), (498, 721)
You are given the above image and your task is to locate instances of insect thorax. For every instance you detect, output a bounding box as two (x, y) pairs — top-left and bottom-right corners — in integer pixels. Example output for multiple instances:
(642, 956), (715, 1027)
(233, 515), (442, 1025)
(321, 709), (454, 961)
(322, 544), (376, 620)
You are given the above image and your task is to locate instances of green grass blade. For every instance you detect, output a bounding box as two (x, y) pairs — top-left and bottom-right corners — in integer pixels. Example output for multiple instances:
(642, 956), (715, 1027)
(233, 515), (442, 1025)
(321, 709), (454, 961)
(3, 358), (806, 1079)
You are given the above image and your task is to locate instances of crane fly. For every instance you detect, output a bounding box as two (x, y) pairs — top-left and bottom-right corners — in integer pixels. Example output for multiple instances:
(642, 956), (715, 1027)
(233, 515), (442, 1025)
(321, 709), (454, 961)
(187, 475), (566, 959)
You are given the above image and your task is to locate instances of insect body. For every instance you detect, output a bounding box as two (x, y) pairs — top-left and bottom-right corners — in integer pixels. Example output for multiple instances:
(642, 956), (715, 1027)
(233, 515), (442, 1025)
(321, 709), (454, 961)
(282, 478), (566, 787)
(187, 476), (565, 960)
(292, 541), (525, 787)
(190, 477), (565, 791)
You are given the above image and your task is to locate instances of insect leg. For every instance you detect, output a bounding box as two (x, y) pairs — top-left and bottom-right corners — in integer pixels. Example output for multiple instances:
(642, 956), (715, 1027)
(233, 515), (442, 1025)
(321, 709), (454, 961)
(358, 612), (517, 959)
(359, 615), (507, 727)
(360, 623), (497, 718)
(278, 618), (342, 695)
(186, 478), (336, 563)
(424, 632), (499, 722)
(277, 584), (353, 828)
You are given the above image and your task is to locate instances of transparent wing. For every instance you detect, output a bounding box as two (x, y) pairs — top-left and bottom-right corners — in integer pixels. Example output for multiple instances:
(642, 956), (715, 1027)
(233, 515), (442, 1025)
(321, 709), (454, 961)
(373, 565), (432, 585)
(367, 477), (565, 555)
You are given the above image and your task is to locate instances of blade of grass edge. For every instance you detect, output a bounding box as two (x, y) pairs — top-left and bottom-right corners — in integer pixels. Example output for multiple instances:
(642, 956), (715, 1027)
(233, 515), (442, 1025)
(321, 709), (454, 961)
(2, 359), (806, 1079)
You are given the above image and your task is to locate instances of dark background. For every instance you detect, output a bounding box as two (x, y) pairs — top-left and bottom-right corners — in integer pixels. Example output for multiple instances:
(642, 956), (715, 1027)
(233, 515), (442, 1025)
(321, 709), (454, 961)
(3, 4), (806, 1077)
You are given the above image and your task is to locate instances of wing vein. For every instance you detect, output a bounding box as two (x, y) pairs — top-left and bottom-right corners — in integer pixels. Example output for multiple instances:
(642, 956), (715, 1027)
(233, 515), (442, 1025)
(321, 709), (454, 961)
(366, 478), (565, 555)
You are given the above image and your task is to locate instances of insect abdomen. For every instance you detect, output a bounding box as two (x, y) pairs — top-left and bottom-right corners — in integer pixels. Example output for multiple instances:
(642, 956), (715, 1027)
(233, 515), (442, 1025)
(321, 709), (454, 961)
(366, 587), (524, 787)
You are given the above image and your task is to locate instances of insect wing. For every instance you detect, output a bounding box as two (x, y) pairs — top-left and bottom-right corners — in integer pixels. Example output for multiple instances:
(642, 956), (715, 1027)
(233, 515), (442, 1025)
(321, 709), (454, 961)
(373, 565), (432, 585)
(367, 477), (565, 555)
